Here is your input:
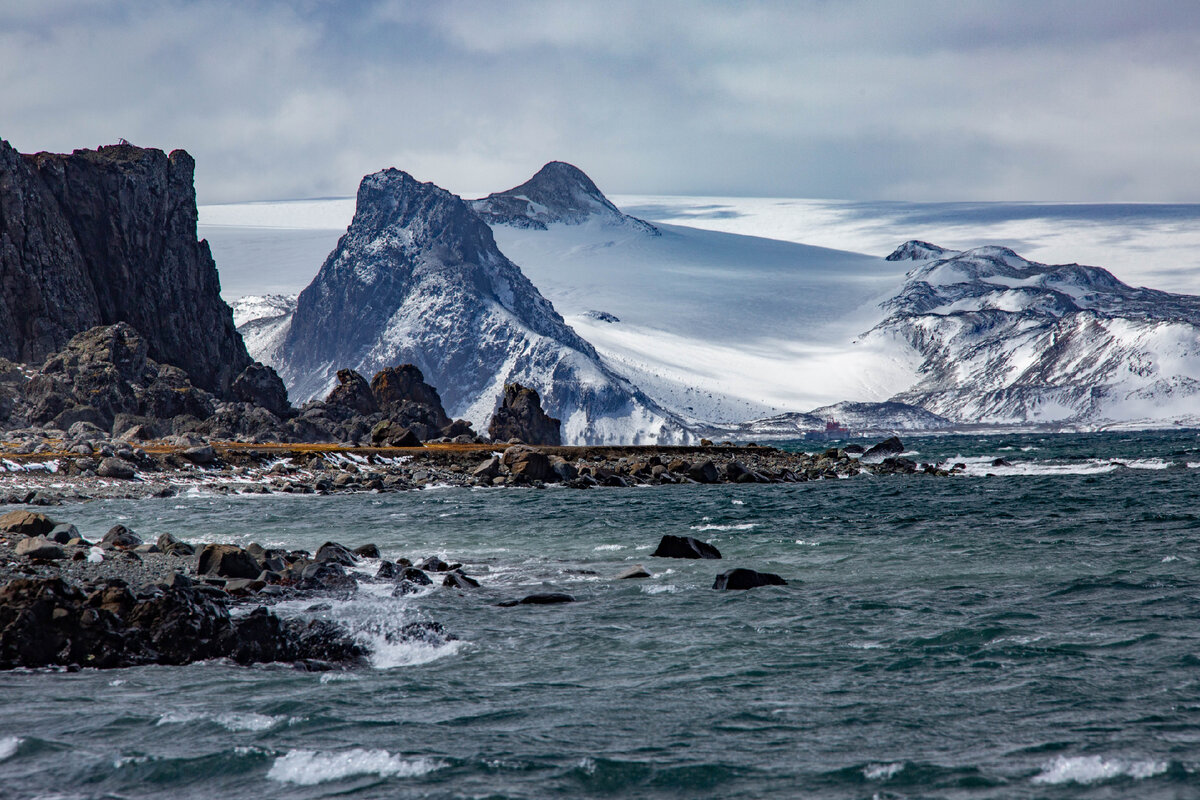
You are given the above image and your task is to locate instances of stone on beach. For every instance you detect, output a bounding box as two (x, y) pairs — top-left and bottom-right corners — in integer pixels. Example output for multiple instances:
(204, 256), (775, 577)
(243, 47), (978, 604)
(0, 510), (57, 536)
(15, 536), (65, 560)
(197, 543), (261, 579)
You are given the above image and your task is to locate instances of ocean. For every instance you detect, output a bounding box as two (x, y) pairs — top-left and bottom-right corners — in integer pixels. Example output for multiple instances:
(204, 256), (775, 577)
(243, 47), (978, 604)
(2, 430), (1200, 798)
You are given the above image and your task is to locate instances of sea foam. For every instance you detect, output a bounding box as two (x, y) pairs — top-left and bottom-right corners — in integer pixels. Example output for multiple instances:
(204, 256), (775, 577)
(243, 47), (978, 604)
(0, 737), (19, 760)
(1031, 755), (1167, 785)
(267, 748), (443, 784)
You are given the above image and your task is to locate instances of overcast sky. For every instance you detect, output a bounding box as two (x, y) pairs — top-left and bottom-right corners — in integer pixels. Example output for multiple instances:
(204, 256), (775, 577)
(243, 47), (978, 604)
(3, 0), (1199, 204)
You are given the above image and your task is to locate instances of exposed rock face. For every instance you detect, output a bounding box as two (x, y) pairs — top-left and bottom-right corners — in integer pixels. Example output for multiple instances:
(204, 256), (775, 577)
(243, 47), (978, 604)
(0, 140), (253, 395)
(651, 535), (722, 560)
(371, 365), (451, 439)
(248, 168), (688, 444)
(471, 161), (658, 233)
(488, 383), (561, 445)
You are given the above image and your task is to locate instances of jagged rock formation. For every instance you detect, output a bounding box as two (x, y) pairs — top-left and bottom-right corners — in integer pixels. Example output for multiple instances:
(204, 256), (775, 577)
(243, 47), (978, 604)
(867, 241), (1200, 424)
(0, 140), (253, 394)
(248, 168), (689, 444)
(488, 383), (562, 445)
(371, 365), (451, 437)
(471, 161), (658, 233)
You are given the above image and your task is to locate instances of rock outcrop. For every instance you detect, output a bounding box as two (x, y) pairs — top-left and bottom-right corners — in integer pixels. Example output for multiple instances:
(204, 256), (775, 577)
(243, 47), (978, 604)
(0, 140), (254, 395)
(488, 383), (561, 445)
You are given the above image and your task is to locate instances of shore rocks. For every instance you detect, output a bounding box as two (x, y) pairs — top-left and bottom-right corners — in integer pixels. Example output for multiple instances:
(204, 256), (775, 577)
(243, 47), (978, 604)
(863, 436), (904, 461)
(96, 457), (136, 479)
(370, 420), (421, 447)
(502, 445), (558, 483)
(157, 533), (194, 556)
(101, 525), (142, 549)
(488, 383), (561, 446)
(0, 576), (363, 669)
(15, 536), (65, 560)
(197, 543), (260, 579)
(713, 568), (787, 590)
(652, 535), (722, 560)
(370, 365), (452, 441)
(0, 510), (56, 536)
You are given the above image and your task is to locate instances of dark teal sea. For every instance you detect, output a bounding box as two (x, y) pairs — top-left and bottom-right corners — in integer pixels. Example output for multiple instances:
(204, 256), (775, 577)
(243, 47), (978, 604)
(3, 431), (1200, 799)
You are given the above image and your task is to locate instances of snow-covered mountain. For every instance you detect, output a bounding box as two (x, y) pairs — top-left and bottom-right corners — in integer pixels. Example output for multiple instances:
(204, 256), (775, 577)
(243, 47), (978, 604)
(240, 168), (690, 444)
(867, 242), (1200, 425)
(471, 161), (658, 234)
(696, 401), (951, 440)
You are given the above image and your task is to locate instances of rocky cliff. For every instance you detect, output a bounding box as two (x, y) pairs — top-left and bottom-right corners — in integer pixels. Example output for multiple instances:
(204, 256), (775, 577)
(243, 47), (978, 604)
(0, 140), (252, 395)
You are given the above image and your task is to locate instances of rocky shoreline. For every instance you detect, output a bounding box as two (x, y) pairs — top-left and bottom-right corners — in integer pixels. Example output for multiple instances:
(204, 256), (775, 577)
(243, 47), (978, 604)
(0, 432), (949, 503)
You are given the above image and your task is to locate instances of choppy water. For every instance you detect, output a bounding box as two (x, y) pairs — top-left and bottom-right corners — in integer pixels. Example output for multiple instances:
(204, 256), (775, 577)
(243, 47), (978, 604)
(3, 431), (1200, 798)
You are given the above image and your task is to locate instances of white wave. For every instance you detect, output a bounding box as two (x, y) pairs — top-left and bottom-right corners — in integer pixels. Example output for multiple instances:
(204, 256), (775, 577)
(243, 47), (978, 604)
(0, 737), (19, 760)
(1163, 555), (1179, 563)
(367, 635), (464, 669)
(794, 539), (819, 546)
(731, 499), (745, 505)
(689, 522), (758, 531)
(863, 762), (904, 780)
(1031, 755), (1168, 785)
(267, 748), (443, 785)
(593, 544), (624, 551)
(956, 455), (1181, 477)
(319, 672), (361, 684)
(156, 711), (287, 731)
(641, 584), (678, 594)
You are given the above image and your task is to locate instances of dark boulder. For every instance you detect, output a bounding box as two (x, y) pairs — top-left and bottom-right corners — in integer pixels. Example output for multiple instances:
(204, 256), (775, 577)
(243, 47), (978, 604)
(156, 532), (195, 556)
(231, 363), (291, 418)
(314, 541), (356, 566)
(370, 420), (422, 447)
(713, 568), (787, 590)
(101, 525), (142, 549)
(325, 368), (379, 415)
(369, 365), (451, 440)
(196, 543), (260, 579)
(442, 570), (480, 589)
(352, 543), (381, 559)
(472, 456), (501, 479)
(398, 567), (432, 585)
(864, 436), (904, 460)
(417, 556), (452, 572)
(498, 592), (575, 606)
(297, 561), (358, 593)
(488, 383), (561, 446)
(687, 461), (720, 484)
(96, 456), (136, 479)
(651, 535), (722, 560)
(15, 536), (65, 560)
(47, 523), (79, 544)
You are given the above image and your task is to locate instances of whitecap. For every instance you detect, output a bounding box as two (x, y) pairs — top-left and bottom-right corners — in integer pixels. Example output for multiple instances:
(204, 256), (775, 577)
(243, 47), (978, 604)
(863, 762), (904, 780)
(690, 522), (758, 532)
(1162, 555), (1179, 563)
(794, 539), (819, 546)
(641, 584), (678, 594)
(368, 636), (464, 670)
(0, 737), (19, 760)
(1031, 755), (1168, 785)
(214, 713), (285, 732)
(593, 544), (624, 551)
(267, 748), (444, 785)
(731, 499), (745, 505)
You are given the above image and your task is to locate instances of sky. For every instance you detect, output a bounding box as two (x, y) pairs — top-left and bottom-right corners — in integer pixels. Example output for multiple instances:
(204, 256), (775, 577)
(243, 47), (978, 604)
(3, 0), (1199, 204)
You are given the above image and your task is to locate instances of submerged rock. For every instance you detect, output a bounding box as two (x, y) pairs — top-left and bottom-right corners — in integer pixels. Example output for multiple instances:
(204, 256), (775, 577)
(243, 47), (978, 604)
(713, 568), (787, 591)
(651, 535), (722, 560)
(498, 592), (575, 606)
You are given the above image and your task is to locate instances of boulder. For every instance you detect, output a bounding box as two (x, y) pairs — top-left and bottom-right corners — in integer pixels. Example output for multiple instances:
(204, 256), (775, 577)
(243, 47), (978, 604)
(314, 541), (356, 566)
(325, 368), (379, 415)
(369, 365), (451, 439)
(0, 510), (56, 536)
(398, 567), (432, 585)
(615, 565), (651, 579)
(472, 456), (502, 479)
(712, 568), (788, 591)
(487, 383), (561, 446)
(863, 436), (904, 461)
(498, 592), (575, 607)
(352, 543), (381, 559)
(47, 523), (79, 544)
(686, 461), (720, 483)
(417, 556), (452, 572)
(196, 543), (260, 579)
(442, 570), (480, 589)
(297, 561), (358, 593)
(15, 536), (65, 560)
(96, 457), (136, 479)
(100, 525), (142, 549)
(651, 535), (721, 560)
(502, 445), (558, 483)
(230, 363), (291, 418)
(181, 445), (217, 465)
(156, 532), (195, 556)
(370, 420), (421, 447)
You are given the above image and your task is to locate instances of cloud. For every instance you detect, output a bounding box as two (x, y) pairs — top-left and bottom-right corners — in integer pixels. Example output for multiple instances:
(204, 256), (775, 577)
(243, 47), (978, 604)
(2, 0), (1198, 202)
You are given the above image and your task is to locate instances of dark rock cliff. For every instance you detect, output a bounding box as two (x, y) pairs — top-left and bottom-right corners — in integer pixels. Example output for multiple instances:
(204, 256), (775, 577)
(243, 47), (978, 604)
(0, 139), (253, 395)
(488, 383), (562, 445)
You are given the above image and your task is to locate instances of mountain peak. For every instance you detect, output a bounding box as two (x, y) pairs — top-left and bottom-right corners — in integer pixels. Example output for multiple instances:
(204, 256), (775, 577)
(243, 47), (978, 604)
(471, 161), (657, 233)
(885, 240), (954, 261)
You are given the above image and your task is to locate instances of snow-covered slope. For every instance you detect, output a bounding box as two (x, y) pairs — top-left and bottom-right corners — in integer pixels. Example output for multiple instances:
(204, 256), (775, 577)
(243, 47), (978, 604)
(471, 161), (657, 234)
(868, 242), (1200, 426)
(246, 168), (690, 444)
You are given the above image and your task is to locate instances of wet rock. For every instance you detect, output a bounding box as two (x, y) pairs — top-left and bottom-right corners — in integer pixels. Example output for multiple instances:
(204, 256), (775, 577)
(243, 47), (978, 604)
(15, 536), (65, 560)
(651, 534), (722, 560)
(615, 565), (651, 579)
(314, 541), (356, 566)
(487, 383), (561, 446)
(417, 556), (452, 572)
(101, 525), (143, 550)
(713, 568), (788, 590)
(687, 461), (720, 483)
(864, 436), (904, 461)
(442, 570), (480, 589)
(47, 523), (79, 544)
(352, 543), (381, 559)
(0, 510), (57, 536)
(398, 567), (432, 585)
(196, 543), (260, 579)
(376, 560), (400, 579)
(298, 561), (358, 593)
(498, 592), (575, 606)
